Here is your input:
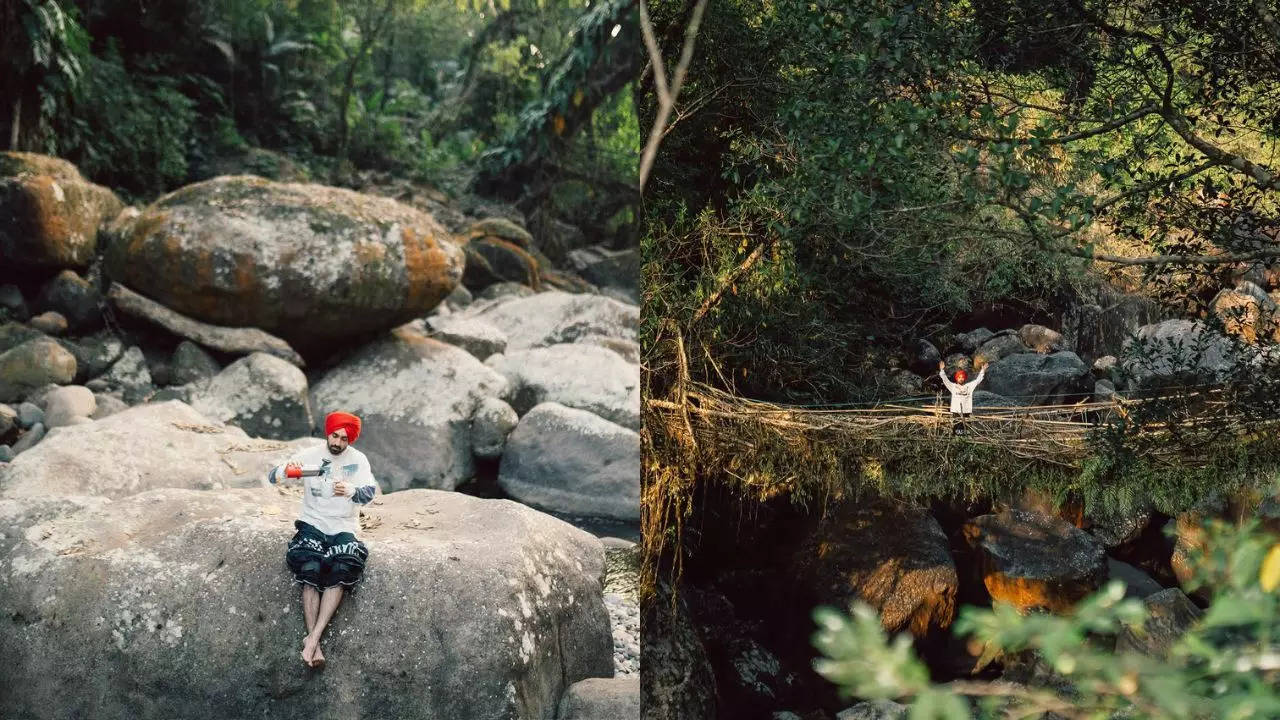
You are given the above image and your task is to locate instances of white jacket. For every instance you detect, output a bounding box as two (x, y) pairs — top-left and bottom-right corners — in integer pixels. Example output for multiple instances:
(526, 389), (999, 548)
(268, 444), (378, 537)
(940, 366), (986, 414)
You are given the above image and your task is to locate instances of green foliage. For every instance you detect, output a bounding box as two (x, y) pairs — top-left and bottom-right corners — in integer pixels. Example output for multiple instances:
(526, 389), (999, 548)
(814, 514), (1280, 718)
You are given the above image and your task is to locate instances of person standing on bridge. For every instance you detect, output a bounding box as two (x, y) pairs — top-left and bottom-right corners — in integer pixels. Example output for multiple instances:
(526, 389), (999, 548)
(939, 359), (986, 435)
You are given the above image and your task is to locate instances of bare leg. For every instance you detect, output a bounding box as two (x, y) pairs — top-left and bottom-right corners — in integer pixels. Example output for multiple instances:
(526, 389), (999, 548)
(302, 586), (345, 668)
(300, 585), (320, 665)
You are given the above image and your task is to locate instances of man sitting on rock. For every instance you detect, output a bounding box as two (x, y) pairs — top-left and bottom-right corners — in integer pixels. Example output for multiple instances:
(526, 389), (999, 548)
(268, 411), (378, 668)
(939, 359), (986, 435)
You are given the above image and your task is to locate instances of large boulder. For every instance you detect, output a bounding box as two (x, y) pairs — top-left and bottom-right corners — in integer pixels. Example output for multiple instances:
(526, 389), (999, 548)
(457, 291), (637, 352)
(0, 400), (311, 498)
(0, 152), (124, 268)
(102, 175), (464, 354)
(0, 337), (77, 402)
(982, 351), (1092, 405)
(498, 403), (640, 522)
(1210, 283), (1280, 343)
(556, 676), (639, 719)
(796, 502), (958, 637)
(92, 345), (153, 403)
(1018, 324), (1065, 353)
(962, 509), (1108, 613)
(309, 325), (509, 491)
(565, 245), (639, 297)
(1121, 319), (1240, 388)
(0, 488), (612, 720)
(974, 332), (1029, 366)
(486, 344), (640, 430)
(462, 236), (542, 291)
(908, 339), (941, 376)
(190, 353), (314, 440)
(1116, 588), (1202, 657)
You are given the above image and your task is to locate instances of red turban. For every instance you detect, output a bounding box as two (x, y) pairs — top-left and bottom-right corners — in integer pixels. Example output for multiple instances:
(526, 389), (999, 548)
(324, 411), (362, 444)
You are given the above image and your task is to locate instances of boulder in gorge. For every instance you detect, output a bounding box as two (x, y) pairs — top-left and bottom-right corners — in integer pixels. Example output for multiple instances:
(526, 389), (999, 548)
(471, 396), (519, 459)
(962, 509), (1108, 613)
(169, 340), (222, 386)
(310, 324), (509, 491)
(565, 245), (639, 297)
(795, 502), (958, 637)
(953, 327), (995, 354)
(974, 332), (1029, 366)
(1018, 323), (1066, 353)
(91, 345), (152, 403)
(486, 344), (640, 430)
(1116, 588), (1202, 657)
(0, 400), (311, 498)
(642, 581), (718, 720)
(190, 353), (314, 440)
(556, 677), (640, 719)
(462, 236), (542, 292)
(108, 283), (304, 367)
(0, 152), (124, 268)
(0, 488), (612, 720)
(908, 338), (942, 376)
(1121, 319), (1240, 389)
(982, 351), (1092, 406)
(498, 402), (640, 522)
(467, 217), (534, 247)
(458, 290), (637, 352)
(41, 385), (96, 429)
(102, 175), (464, 354)
(0, 337), (77, 402)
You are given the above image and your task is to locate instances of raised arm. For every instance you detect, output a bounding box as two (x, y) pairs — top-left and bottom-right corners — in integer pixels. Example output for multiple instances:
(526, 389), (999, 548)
(938, 365), (958, 392)
(967, 365), (987, 389)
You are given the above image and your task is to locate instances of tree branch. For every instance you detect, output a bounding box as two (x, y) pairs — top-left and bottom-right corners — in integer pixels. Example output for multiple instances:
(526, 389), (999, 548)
(639, 0), (710, 191)
(959, 104), (1158, 146)
(689, 242), (767, 326)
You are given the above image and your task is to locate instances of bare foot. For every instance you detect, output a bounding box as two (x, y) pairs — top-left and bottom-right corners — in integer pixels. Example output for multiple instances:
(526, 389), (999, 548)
(302, 634), (320, 667)
(311, 645), (326, 669)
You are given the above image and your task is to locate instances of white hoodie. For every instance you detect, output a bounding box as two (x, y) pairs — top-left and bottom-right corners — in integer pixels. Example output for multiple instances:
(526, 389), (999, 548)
(269, 444), (378, 536)
(939, 366), (986, 414)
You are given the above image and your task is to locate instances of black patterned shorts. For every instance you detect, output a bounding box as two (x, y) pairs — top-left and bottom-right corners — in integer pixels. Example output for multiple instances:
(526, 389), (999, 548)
(285, 520), (369, 592)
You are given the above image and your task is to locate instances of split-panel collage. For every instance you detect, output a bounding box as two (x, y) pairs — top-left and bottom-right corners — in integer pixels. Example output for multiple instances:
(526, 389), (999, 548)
(3, 0), (1280, 718)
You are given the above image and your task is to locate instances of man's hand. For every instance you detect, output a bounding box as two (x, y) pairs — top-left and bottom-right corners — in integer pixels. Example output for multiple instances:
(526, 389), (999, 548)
(333, 480), (349, 497)
(938, 360), (945, 370)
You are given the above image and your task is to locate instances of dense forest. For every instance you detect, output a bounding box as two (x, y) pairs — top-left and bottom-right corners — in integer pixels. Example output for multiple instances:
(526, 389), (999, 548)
(641, 1), (1280, 718)
(2, 0), (639, 248)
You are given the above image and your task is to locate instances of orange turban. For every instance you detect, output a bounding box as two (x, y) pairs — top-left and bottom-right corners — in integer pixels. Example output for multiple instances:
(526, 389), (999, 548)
(324, 411), (362, 444)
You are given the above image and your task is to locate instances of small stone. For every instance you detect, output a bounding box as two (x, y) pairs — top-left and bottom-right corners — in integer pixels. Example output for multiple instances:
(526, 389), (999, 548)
(169, 341), (221, 386)
(0, 403), (15, 438)
(12, 422), (46, 454)
(0, 285), (29, 321)
(43, 385), (97, 429)
(90, 393), (128, 420)
(28, 311), (68, 335)
(470, 396), (518, 459)
(16, 402), (43, 429)
(0, 444), (12, 462)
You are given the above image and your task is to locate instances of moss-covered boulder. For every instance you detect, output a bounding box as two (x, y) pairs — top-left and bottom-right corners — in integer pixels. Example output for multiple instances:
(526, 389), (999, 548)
(0, 152), (123, 269)
(102, 175), (464, 353)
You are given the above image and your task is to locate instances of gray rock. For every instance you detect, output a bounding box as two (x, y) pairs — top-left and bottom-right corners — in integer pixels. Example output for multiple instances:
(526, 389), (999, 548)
(471, 397), (518, 459)
(1107, 558), (1163, 600)
(42, 385), (96, 429)
(150, 384), (197, 404)
(973, 389), (1019, 408)
(0, 487), (611, 720)
(461, 291), (636, 352)
(954, 327), (995, 353)
(35, 269), (102, 330)
(556, 676), (639, 719)
(28, 311), (67, 335)
(974, 333), (1030, 366)
(169, 341), (222, 386)
(443, 283), (473, 311)
(963, 509), (1107, 613)
(0, 338), (76, 402)
(96, 345), (152, 403)
(942, 352), (972, 374)
(190, 353), (313, 441)
(575, 334), (640, 364)
(16, 402), (42, 429)
(983, 351), (1092, 406)
(0, 403), (14, 438)
(0, 445), (11, 462)
(1093, 355), (1117, 378)
(1117, 588), (1202, 657)
(1088, 501), (1150, 547)
(1094, 378), (1116, 402)
(108, 283), (304, 367)
(478, 282), (538, 301)
(499, 403), (640, 522)
(486, 344), (639, 430)
(57, 331), (124, 382)
(1121, 319), (1241, 388)
(427, 315), (508, 360)
(0, 401), (312, 498)
(10, 422), (45, 455)
(565, 245), (638, 295)
(1019, 323), (1066, 353)
(0, 285), (27, 320)
(90, 392), (128, 420)
(773, 713), (803, 720)
(310, 325), (509, 491)
(470, 217), (534, 247)
(837, 700), (908, 720)
(22, 383), (61, 409)
(908, 338), (941, 376)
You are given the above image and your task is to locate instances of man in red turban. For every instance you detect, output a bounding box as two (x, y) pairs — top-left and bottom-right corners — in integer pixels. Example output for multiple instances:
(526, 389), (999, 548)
(267, 410), (378, 668)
